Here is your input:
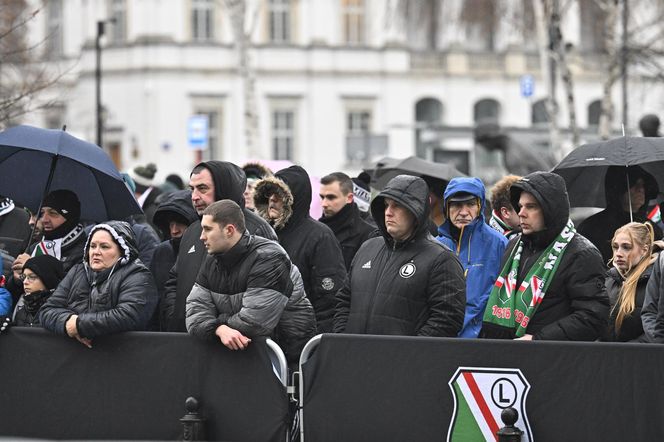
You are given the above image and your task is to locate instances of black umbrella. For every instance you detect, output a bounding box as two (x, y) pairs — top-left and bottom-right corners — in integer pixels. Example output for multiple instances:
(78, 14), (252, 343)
(364, 156), (466, 190)
(0, 125), (143, 222)
(552, 136), (664, 208)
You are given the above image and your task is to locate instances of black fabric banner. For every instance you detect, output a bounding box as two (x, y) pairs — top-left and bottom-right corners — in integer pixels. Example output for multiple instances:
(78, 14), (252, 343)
(302, 334), (664, 441)
(0, 328), (288, 441)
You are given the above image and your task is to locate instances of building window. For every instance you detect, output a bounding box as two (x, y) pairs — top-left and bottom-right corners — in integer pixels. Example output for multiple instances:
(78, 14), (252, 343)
(192, 0), (215, 42)
(192, 107), (222, 161)
(474, 98), (501, 123)
(532, 99), (549, 125)
(347, 110), (371, 135)
(269, 0), (291, 43)
(272, 110), (295, 160)
(44, 0), (63, 58)
(588, 100), (601, 127)
(342, 0), (365, 45)
(109, 0), (127, 43)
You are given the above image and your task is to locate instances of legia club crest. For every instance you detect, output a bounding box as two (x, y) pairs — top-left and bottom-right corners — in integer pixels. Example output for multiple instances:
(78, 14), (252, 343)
(447, 367), (532, 441)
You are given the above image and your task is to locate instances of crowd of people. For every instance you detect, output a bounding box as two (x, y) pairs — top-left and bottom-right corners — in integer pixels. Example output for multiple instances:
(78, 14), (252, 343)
(2, 155), (664, 368)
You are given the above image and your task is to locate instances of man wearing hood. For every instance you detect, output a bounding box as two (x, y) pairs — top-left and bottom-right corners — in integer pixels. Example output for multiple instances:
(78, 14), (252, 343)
(437, 177), (507, 338)
(254, 165), (346, 332)
(481, 172), (609, 341)
(161, 161), (277, 332)
(149, 190), (198, 329)
(578, 165), (662, 265)
(334, 174), (466, 336)
(318, 172), (378, 271)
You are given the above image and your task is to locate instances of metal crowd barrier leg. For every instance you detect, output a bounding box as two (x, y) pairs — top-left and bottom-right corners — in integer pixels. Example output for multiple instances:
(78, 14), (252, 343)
(297, 334), (323, 442)
(265, 339), (289, 442)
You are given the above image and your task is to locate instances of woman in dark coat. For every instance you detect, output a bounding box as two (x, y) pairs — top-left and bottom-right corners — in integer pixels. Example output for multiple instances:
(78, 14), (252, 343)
(602, 222), (660, 342)
(39, 221), (157, 347)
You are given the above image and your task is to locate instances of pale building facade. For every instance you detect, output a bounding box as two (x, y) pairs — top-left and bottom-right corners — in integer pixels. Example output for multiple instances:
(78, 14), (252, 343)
(14, 0), (664, 182)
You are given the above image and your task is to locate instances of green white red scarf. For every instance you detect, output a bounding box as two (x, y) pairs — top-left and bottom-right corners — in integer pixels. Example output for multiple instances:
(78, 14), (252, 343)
(483, 219), (575, 337)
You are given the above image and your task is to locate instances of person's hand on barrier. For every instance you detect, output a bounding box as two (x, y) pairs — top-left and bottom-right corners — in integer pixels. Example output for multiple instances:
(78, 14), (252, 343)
(0, 315), (11, 333)
(216, 324), (252, 350)
(11, 253), (30, 280)
(65, 314), (93, 348)
(514, 334), (533, 341)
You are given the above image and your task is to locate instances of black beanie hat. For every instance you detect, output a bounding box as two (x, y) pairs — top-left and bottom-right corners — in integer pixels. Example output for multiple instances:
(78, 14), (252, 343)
(22, 255), (65, 291)
(42, 189), (81, 222)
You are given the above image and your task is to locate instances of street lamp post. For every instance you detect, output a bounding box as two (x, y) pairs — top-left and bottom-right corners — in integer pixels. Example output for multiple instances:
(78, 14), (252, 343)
(95, 19), (114, 148)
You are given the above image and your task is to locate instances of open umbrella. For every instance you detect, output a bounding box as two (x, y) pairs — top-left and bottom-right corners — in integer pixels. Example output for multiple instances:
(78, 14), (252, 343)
(552, 136), (664, 208)
(0, 125), (142, 222)
(364, 156), (466, 190)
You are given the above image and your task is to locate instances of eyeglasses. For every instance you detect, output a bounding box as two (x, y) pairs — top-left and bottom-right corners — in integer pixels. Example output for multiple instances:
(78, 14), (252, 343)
(20, 273), (40, 282)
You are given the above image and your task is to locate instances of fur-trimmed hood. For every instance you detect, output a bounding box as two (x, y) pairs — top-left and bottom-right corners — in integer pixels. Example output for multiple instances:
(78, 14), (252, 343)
(243, 162), (273, 180)
(253, 176), (294, 230)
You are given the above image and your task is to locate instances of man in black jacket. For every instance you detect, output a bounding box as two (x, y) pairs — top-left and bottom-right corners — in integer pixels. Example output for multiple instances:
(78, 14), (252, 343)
(334, 174), (466, 336)
(319, 172), (378, 270)
(186, 200), (316, 362)
(481, 171), (609, 341)
(161, 161), (277, 332)
(254, 165), (346, 332)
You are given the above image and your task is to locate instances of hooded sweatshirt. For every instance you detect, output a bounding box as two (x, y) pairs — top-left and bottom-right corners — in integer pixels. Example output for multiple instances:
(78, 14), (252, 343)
(39, 221), (158, 339)
(149, 190), (199, 330)
(480, 172), (609, 340)
(334, 175), (466, 336)
(437, 177), (507, 338)
(162, 161), (277, 332)
(254, 166), (347, 332)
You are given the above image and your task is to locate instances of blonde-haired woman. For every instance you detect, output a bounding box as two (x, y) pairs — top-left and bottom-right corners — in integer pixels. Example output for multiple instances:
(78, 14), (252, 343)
(603, 222), (661, 342)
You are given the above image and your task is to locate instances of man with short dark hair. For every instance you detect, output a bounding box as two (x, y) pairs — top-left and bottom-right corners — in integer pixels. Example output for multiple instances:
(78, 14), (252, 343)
(319, 172), (378, 270)
(186, 200), (316, 364)
(481, 172), (609, 341)
(162, 161), (277, 332)
(489, 175), (522, 240)
(335, 175), (466, 336)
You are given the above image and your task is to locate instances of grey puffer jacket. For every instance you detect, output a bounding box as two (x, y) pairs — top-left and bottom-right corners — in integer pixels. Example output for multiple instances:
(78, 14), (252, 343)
(39, 221), (158, 339)
(186, 233), (316, 363)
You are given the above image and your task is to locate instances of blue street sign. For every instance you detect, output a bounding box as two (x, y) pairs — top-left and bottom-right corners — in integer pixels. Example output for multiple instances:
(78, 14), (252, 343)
(187, 115), (208, 150)
(520, 75), (534, 98)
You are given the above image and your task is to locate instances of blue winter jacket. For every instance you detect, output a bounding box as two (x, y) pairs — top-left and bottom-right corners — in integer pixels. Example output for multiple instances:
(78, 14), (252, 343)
(437, 177), (508, 338)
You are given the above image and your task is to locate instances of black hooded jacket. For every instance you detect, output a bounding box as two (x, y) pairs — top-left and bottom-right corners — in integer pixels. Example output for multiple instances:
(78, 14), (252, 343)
(254, 166), (347, 333)
(334, 175), (466, 336)
(481, 172), (610, 341)
(162, 161), (277, 332)
(319, 202), (379, 271)
(578, 165), (661, 264)
(149, 190), (198, 330)
(39, 221), (158, 338)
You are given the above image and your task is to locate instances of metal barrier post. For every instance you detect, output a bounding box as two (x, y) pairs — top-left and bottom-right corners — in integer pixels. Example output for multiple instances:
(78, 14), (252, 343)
(297, 334), (323, 442)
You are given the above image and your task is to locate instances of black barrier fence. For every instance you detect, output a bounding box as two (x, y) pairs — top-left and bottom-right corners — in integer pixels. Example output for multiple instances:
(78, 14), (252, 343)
(4, 330), (664, 441)
(0, 328), (288, 441)
(300, 334), (664, 442)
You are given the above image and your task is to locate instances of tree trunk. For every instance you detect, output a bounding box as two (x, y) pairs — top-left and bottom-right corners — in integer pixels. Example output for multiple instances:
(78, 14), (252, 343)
(549, 1), (579, 152)
(533, 0), (561, 159)
(223, 0), (260, 159)
(597, 0), (620, 139)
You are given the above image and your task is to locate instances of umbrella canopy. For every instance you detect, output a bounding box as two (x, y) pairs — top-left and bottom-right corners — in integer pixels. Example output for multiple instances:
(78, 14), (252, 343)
(364, 156), (466, 190)
(552, 136), (664, 208)
(0, 125), (142, 221)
